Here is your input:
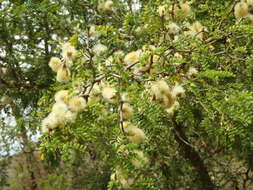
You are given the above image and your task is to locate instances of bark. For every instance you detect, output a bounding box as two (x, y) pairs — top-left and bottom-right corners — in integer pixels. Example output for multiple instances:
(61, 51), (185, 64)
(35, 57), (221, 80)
(173, 121), (216, 190)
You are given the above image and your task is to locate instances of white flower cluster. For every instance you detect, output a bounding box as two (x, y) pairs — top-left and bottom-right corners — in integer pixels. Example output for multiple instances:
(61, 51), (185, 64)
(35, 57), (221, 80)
(124, 50), (141, 65)
(0, 95), (11, 105)
(92, 43), (108, 56)
(234, 0), (253, 23)
(156, 2), (209, 41)
(89, 83), (102, 101)
(102, 85), (117, 103)
(98, 0), (114, 12)
(123, 46), (161, 74)
(48, 42), (77, 83)
(150, 80), (185, 116)
(234, 1), (250, 19)
(157, 2), (191, 19)
(187, 67), (198, 77)
(123, 122), (146, 144)
(184, 21), (206, 40)
(41, 90), (86, 133)
(89, 25), (100, 38)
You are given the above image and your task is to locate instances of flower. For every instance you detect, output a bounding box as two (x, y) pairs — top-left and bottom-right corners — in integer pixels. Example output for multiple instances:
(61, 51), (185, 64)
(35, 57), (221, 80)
(122, 103), (133, 120)
(156, 80), (171, 95)
(41, 124), (49, 133)
(93, 43), (108, 56)
(173, 53), (183, 66)
(89, 25), (100, 37)
(56, 67), (71, 83)
(124, 50), (141, 65)
(187, 67), (198, 77)
(1, 96), (11, 105)
(105, 56), (113, 66)
(135, 26), (143, 34)
(234, 2), (248, 19)
(166, 23), (180, 34)
(247, 0), (253, 7)
(150, 80), (175, 108)
(90, 83), (101, 99)
(68, 96), (86, 112)
(49, 57), (62, 72)
(52, 102), (68, 119)
(131, 150), (149, 168)
(171, 84), (185, 98)
(104, 0), (113, 10)
(98, 0), (114, 12)
(41, 114), (60, 132)
(157, 5), (167, 17)
(174, 2), (191, 18)
(62, 42), (77, 62)
(54, 90), (69, 103)
(123, 122), (146, 144)
(185, 21), (205, 40)
(64, 111), (77, 123)
(102, 86), (117, 103)
(165, 101), (180, 116)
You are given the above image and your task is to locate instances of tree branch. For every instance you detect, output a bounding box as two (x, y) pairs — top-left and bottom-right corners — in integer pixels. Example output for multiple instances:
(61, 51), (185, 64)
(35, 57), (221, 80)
(172, 120), (216, 190)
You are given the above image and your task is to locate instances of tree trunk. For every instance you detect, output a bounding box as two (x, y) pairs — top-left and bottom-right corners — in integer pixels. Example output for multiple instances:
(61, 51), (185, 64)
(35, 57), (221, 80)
(173, 121), (216, 190)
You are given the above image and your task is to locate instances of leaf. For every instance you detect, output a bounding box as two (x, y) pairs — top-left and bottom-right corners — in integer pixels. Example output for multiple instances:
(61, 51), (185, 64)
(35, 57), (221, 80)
(198, 70), (235, 81)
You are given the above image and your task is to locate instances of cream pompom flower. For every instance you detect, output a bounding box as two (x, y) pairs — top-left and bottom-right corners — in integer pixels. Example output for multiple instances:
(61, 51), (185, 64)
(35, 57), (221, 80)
(49, 57), (62, 72)
(184, 21), (205, 40)
(171, 84), (185, 98)
(56, 67), (71, 83)
(166, 23), (180, 34)
(68, 96), (86, 112)
(247, 0), (253, 7)
(234, 2), (249, 19)
(90, 83), (101, 100)
(131, 150), (149, 169)
(102, 86), (117, 103)
(54, 90), (69, 103)
(174, 2), (191, 18)
(150, 80), (175, 109)
(104, 0), (113, 10)
(89, 25), (100, 37)
(1, 95), (11, 105)
(41, 114), (60, 132)
(157, 5), (167, 17)
(62, 42), (77, 62)
(52, 102), (68, 118)
(123, 122), (146, 144)
(173, 53), (183, 66)
(64, 111), (77, 123)
(187, 67), (198, 77)
(114, 169), (134, 189)
(165, 101), (180, 116)
(122, 103), (133, 120)
(93, 43), (108, 56)
(124, 50), (141, 65)
(98, 0), (114, 12)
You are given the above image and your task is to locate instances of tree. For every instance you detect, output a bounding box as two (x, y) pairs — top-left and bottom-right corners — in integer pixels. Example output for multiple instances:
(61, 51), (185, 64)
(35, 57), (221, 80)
(1, 0), (253, 189)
